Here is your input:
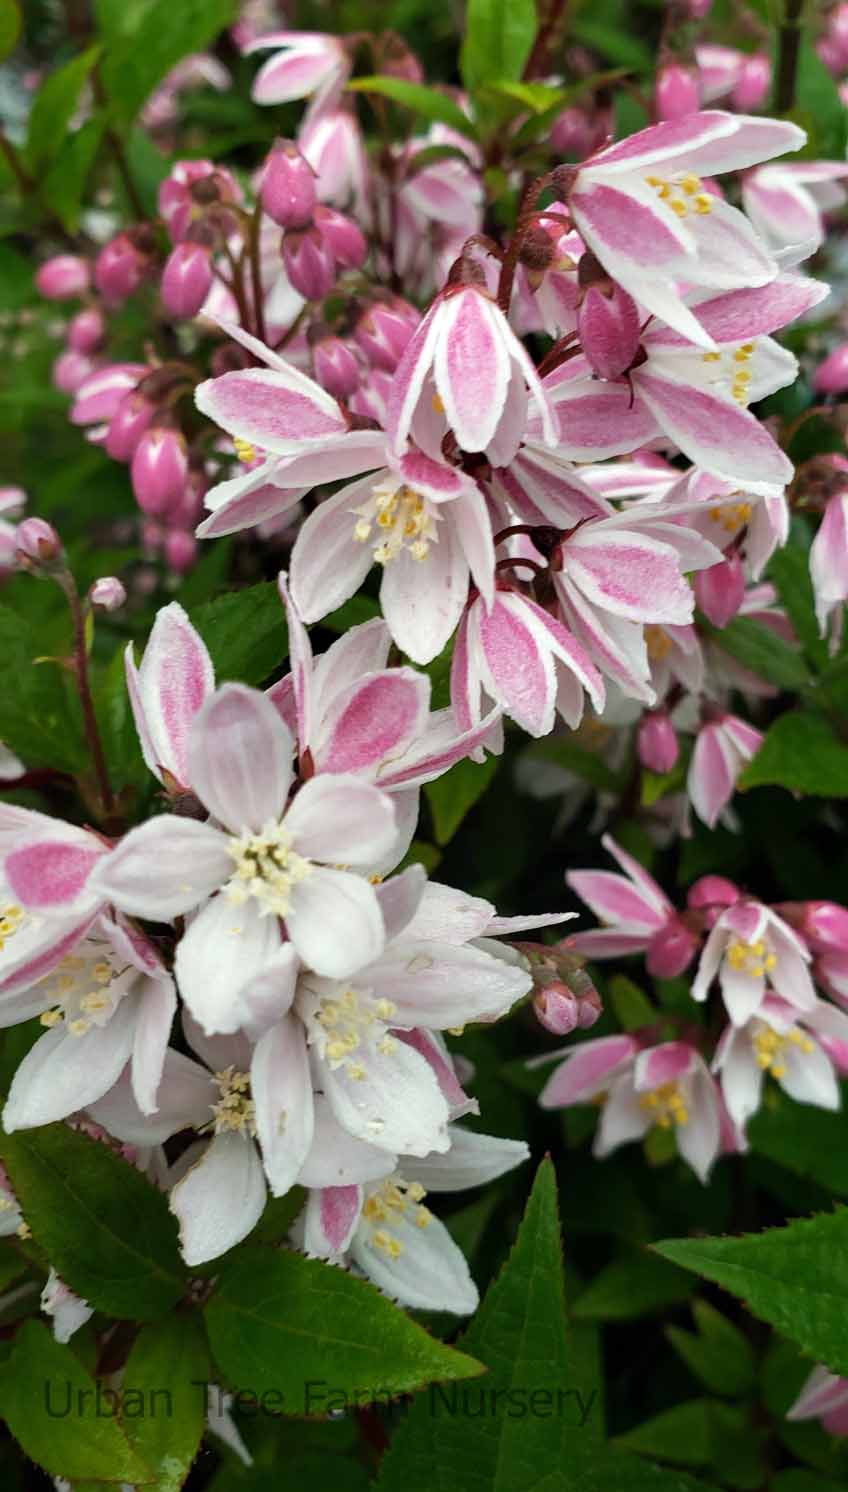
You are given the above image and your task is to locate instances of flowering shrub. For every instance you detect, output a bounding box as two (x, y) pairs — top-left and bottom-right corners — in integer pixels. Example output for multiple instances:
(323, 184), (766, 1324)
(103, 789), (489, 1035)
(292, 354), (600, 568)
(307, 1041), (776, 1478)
(1, 0), (848, 1485)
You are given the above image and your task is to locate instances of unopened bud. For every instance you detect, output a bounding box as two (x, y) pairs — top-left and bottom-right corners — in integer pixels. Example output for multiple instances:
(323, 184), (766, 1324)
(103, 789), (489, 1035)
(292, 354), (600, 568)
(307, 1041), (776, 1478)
(814, 345), (848, 397)
(353, 298), (420, 371)
(161, 241), (213, 318)
(164, 528), (197, 573)
(53, 350), (98, 395)
(283, 226), (337, 301)
(94, 232), (151, 304)
(694, 551), (746, 629)
(313, 205), (367, 270)
(654, 63), (700, 121)
(687, 875), (740, 922)
(67, 307), (105, 354)
(637, 712), (679, 774)
(533, 982), (579, 1035)
(731, 54), (771, 111)
(311, 334), (360, 399)
(89, 575), (126, 611)
(105, 392), (156, 462)
(261, 141), (317, 229)
(35, 255), (90, 301)
(646, 917), (699, 978)
(16, 517), (64, 571)
(131, 427), (189, 516)
(800, 901), (848, 954)
(578, 281), (641, 380)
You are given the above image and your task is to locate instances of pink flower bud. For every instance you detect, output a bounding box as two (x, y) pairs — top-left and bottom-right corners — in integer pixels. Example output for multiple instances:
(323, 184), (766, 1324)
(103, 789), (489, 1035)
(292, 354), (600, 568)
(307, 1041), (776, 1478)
(89, 575), (126, 610)
(164, 528), (197, 573)
(533, 981), (579, 1035)
(687, 875), (740, 919)
(52, 350), (97, 395)
(694, 552), (746, 629)
(814, 345), (848, 396)
(637, 712), (679, 774)
(311, 335), (360, 399)
(261, 140), (317, 229)
(313, 205), (367, 270)
(654, 63), (701, 121)
(16, 517), (63, 567)
(731, 53), (771, 110)
(35, 255), (90, 300)
(158, 158), (237, 242)
(685, 0), (712, 16)
(578, 282), (641, 380)
(283, 226), (337, 301)
(160, 242), (213, 318)
(67, 308), (105, 354)
(105, 392), (156, 462)
(70, 363), (146, 427)
(550, 107), (595, 159)
(646, 917), (699, 978)
(94, 232), (150, 304)
(131, 428), (189, 516)
(801, 901), (848, 954)
(354, 298), (419, 372)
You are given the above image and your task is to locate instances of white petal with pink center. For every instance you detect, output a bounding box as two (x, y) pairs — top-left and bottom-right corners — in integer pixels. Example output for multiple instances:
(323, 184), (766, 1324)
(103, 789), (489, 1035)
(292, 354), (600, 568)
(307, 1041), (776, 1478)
(693, 901), (816, 1025)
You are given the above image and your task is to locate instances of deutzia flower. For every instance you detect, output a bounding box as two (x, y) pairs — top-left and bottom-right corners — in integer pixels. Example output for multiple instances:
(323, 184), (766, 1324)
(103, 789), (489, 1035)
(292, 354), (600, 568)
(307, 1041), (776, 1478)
(692, 899), (816, 1025)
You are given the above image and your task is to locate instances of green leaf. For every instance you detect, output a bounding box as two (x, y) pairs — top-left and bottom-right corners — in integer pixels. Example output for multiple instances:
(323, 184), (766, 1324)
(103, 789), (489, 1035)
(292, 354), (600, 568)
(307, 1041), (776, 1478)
(460, 0), (537, 95)
(425, 753), (498, 845)
(0, 1122), (187, 1320)
(571, 17), (653, 72)
(347, 77), (475, 136)
(608, 976), (656, 1033)
(0, 242), (33, 310)
(571, 1249), (693, 1322)
(768, 526), (829, 672)
(703, 616), (810, 691)
(204, 1245), (483, 1410)
(617, 1399), (712, 1468)
(0, 0), (21, 63)
(794, 42), (848, 158)
(93, 642), (145, 791)
(665, 1300), (756, 1397)
(187, 581), (288, 686)
(0, 604), (86, 772)
(0, 1319), (152, 1483)
(25, 47), (102, 172)
(481, 79), (567, 114)
(121, 1313), (209, 1491)
(41, 116), (106, 232)
(748, 1087), (848, 1197)
(654, 1209), (848, 1375)
(738, 712), (848, 796)
(100, 0), (236, 128)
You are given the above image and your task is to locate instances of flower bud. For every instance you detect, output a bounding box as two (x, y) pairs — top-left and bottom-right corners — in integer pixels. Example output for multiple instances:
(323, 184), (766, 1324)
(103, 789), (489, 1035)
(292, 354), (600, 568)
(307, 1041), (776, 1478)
(311, 333), (360, 399)
(164, 528), (197, 573)
(800, 901), (848, 954)
(654, 63), (701, 121)
(354, 298), (419, 371)
(550, 107), (595, 159)
(637, 712), (679, 774)
(16, 517), (63, 569)
(731, 53), (771, 111)
(261, 140), (317, 229)
(533, 981), (579, 1035)
(70, 363), (146, 427)
(89, 575), (126, 610)
(578, 281), (641, 380)
(131, 427), (189, 516)
(814, 345), (848, 397)
(160, 241), (213, 318)
(67, 308), (105, 354)
(282, 226), (337, 301)
(694, 551), (746, 628)
(105, 392), (156, 462)
(94, 232), (151, 304)
(646, 917), (699, 978)
(685, 0), (712, 16)
(52, 350), (98, 395)
(687, 875), (740, 918)
(35, 255), (90, 300)
(313, 205), (367, 270)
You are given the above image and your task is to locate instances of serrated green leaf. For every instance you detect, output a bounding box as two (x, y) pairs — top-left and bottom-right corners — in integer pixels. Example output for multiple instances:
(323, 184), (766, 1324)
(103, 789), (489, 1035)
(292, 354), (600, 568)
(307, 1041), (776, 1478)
(748, 1086), (848, 1197)
(204, 1245), (483, 1410)
(738, 712), (848, 796)
(121, 1313), (209, 1491)
(572, 1248), (693, 1322)
(609, 976), (656, 1033)
(704, 616), (809, 691)
(481, 79), (567, 113)
(460, 0), (537, 95)
(100, 0), (235, 128)
(187, 582), (288, 686)
(654, 1209), (848, 1375)
(0, 604), (86, 772)
(348, 77), (475, 136)
(666, 1300), (756, 1397)
(42, 118), (107, 232)
(794, 42), (848, 158)
(768, 525), (829, 672)
(0, 1122), (186, 1320)
(25, 48), (102, 172)
(0, 1319), (152, 1482)
(617, 1399), (712, 1467)
(425, 753), (498, 844)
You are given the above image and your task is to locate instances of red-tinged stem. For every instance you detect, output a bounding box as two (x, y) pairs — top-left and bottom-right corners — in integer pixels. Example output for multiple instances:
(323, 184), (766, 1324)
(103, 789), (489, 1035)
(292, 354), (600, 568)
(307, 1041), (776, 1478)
(59, 576), (116, 819)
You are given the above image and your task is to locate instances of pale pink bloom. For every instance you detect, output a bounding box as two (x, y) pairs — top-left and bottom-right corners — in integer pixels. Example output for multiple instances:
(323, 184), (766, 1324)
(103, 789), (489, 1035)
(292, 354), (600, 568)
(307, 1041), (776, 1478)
(694, 550), (746, 628)
(694, 46), (745, 102)
(743, 161), (848, 251)
(550, 503), (721, 702)
(566, 833), (699, 976)
(810, 490), (848, 636)
(687, 713), (763, 827)
(94, 684), (400, 1023)
(566, 110), (805, 346)
(538, 1036), (722, 1182)
(125, 601), (214, 790)
(298, 108), (370, 218)
(245, 31), (349, 118)
(70, 363), (147, 440)
(788, 1366), (848, 1436)
(714, 994), (848, 1133)
(41, 1270), (93, 1344)
(656, 465), (789, 580)
(542, 274), (826, 490)
(692, 899), (816, 1026)
(386, 285), (557, 463)
(141, 54), (230, 130)
(450, 587), (604, 739)
(288, 444), (498, 664)
(655, 63), (701, 122)
(302, 1126), (528, 1313)
(1, 915), (175, 1129)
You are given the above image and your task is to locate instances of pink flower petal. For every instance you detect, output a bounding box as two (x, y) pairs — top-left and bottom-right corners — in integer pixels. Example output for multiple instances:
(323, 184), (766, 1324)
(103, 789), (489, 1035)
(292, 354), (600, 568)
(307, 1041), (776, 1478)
(189, 684), (295, 833)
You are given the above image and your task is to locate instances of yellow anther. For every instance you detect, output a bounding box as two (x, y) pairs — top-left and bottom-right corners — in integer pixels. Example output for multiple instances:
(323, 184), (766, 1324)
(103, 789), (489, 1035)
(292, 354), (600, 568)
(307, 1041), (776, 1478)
(639, 1081), (689, 1129)
(39, 1007), (63, 1028)
(431, 393), (445, 414)
(693, 194), (712, 213)
(702, 352), (722, 363)
(680, 174), (700, 195)
(233, 438), (256, 465)
(669, 198), (687, 217)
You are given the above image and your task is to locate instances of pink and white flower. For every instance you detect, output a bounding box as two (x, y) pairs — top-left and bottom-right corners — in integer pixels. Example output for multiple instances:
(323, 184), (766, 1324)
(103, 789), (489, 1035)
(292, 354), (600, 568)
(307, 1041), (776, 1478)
(692, 900), (817, 1025)
(244, 31), (350, 118)
(687, 712), (763, 827)
(566, 111), (806, 346)
(714, 994), (848, 1132)
(566, 833), (700, 977)
(93, 682), (400, 1025)
(743, 161), (848, 251)
(810, 488), (848, 637)
(125, 601), (214, 790)
(788, 1366), (848, 1437)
